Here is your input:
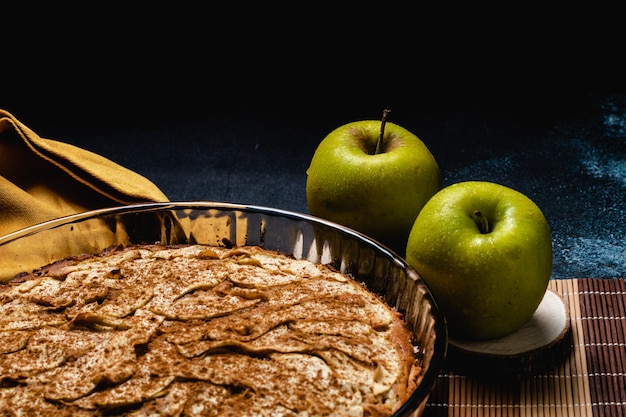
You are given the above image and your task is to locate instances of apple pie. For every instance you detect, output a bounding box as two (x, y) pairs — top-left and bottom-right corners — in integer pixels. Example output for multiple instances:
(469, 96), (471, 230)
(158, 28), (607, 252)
(0, 243), (421, 416)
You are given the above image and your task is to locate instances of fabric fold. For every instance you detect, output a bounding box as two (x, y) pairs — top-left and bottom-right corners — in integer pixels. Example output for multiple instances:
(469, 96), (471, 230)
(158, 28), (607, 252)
(0, 108), (169, 238)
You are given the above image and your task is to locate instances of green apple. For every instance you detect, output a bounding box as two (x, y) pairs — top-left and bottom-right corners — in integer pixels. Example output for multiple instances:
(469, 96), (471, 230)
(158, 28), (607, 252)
(306, 116), (440, 256)
(405, 181), (552, 340)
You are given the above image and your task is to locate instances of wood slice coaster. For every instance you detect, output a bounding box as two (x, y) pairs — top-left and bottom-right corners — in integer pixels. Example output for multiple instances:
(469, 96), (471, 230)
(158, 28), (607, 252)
(445, 289), (572, 380)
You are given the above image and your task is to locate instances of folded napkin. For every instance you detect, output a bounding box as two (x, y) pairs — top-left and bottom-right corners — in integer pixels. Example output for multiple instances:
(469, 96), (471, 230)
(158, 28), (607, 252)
(0, 109), (169, 238)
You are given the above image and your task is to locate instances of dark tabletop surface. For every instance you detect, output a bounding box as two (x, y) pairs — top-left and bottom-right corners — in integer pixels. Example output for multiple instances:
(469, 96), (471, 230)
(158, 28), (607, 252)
(3, 88), (625, 279)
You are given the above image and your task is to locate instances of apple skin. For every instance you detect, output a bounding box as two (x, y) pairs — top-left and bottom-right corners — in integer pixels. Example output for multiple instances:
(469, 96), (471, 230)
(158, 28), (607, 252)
(405, 181), (552, 340)
(306, 120), (440, 256)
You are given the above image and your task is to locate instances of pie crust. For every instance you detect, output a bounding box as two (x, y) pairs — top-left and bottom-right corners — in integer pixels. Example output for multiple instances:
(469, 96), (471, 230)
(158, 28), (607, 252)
(0, 244), (421, 416)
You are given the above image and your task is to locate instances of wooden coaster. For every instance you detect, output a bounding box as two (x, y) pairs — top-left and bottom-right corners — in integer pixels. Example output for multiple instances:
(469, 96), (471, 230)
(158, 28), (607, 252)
(445, 289), (572, 380)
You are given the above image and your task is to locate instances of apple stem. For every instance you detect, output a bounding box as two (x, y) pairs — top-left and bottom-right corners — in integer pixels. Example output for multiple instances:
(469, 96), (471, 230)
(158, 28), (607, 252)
(472, 210), (490, 234)
(375, 109), (391, 155)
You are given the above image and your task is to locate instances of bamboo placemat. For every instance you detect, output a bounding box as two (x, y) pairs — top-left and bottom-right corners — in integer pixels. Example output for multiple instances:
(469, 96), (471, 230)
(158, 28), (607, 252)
(424, 278), (626, 417)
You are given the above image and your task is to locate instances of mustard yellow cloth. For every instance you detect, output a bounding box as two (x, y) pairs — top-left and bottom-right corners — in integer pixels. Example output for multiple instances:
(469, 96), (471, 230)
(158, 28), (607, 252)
(0, 109), (169, 238)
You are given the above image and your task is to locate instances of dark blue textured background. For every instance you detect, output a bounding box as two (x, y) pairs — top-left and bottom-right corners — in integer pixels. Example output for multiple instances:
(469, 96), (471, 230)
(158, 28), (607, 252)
(4, 89), (624, 279)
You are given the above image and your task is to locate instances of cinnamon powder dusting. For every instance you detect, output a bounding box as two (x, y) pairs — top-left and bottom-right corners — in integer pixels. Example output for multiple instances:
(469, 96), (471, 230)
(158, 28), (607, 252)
(0, 244), (421, 416)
